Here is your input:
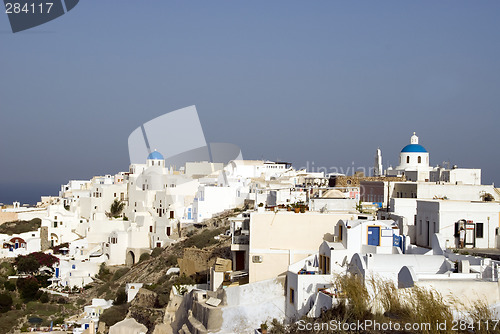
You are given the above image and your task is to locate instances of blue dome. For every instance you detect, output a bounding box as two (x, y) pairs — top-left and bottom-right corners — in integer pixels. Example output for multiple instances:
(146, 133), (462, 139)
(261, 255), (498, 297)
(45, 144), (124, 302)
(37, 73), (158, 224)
(401, 144), (427, 153)
(147, 151), (164, 160)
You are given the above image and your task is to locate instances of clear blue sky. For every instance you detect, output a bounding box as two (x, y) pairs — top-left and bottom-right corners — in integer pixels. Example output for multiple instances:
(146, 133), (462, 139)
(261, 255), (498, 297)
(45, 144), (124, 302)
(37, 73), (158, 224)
(1, 1), (499, 204)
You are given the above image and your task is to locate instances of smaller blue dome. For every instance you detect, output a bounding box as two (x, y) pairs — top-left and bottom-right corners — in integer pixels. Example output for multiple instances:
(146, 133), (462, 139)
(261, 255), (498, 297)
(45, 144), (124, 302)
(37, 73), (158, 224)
(147, 151), (164, 160)
(401, 144), (427, 153)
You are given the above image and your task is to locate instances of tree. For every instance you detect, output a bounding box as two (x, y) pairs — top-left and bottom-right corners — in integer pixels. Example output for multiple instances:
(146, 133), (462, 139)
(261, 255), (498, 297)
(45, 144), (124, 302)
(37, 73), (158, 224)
(0, 293), (13, 313)
(16, 276), (40, 301)
(110, 199), (125, 218)
(15, 252), (58, 274)
(30, 252), (59, 267)
(16, 256), (40, 274)
(113, 287), (127, 305)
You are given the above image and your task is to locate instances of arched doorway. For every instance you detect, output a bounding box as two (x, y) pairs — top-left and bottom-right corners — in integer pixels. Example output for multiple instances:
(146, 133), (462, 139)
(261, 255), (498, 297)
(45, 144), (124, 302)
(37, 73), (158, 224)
(50, 233), (59, 248)
(126, 251), (135, 266)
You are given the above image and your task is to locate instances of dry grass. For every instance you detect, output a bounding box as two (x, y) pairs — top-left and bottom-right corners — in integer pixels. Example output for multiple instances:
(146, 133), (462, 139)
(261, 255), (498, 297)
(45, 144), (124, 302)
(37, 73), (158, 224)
(285, 274), (497, 334)
(466, 299), (500, 334)
(333, 274), (371, 321)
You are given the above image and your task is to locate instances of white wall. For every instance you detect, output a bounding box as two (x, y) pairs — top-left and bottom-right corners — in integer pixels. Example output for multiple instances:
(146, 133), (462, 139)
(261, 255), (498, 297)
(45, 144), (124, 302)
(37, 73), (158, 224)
(416, 200), (500, 249)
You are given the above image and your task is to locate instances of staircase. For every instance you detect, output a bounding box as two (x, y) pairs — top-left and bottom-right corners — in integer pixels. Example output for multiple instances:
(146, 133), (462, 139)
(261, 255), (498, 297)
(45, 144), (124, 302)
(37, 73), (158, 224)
(495, 188), (500, 201)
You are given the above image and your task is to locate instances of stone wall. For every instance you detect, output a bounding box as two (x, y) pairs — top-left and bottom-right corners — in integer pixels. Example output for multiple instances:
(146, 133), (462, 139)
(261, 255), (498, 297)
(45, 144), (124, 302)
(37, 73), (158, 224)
(333, 176), (405, 187)
(0, 212), (18, 225)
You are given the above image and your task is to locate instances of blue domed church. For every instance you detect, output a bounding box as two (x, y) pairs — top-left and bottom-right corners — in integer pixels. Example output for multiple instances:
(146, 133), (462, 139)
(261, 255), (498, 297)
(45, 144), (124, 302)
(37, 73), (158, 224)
(386, 132), (432, 182)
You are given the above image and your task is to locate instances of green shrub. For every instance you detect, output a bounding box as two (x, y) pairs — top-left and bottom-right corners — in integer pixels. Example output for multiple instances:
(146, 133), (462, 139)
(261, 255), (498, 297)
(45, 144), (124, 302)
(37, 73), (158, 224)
(151, 247), (163, 258)
(100, 304), (129, 326)
(139, 253), (151, 263)
(0, 292), (13, 313)
(97, 263), (112, 281)
(165, 255), (178, 267)
(16, 276), (40, 301)
(112, 267), (130, 281)
(39, 292), (49, 303)
(184, 228), (224, 249)
(152, 274), (196, 308)
(0, 218), (41, 235)
(35, 274), (51, 288)
(57, 297), (68, 304)
(4, 280), (16, 291)
(113, 287), (127, 305)
(97, 282), (110, 297)
(0, 262), (16, 277)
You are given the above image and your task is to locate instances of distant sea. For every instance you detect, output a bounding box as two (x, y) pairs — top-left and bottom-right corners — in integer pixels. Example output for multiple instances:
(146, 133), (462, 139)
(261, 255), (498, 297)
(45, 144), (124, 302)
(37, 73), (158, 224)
(0, 183), (60, 206)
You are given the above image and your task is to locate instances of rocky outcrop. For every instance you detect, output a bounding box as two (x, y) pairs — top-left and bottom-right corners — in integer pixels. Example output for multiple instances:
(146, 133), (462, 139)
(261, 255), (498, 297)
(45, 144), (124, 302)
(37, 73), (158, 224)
(131, 288), (157, 308)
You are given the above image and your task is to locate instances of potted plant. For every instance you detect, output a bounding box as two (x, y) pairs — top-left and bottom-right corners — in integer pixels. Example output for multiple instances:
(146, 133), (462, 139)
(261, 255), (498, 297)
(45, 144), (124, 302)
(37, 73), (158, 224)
(260, 322), (268, 334)
(257, 202), (265, 213)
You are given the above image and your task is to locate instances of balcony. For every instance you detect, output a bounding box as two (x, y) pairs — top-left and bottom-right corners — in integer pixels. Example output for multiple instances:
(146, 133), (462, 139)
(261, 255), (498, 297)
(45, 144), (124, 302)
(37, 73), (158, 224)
(233, 234), (249, 245)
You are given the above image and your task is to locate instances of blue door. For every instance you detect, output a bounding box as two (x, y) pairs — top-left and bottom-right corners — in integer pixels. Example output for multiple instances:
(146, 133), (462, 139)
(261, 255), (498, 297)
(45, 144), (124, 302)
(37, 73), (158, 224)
(367, 226), (380, 246)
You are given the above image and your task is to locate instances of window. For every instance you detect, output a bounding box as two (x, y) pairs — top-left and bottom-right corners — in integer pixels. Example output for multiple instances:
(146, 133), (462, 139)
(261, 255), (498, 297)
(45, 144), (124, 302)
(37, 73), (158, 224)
(53, 222), (57, 228)
(149, 226), (153, 233)
(406, 156), (410, 163)
(289, 288), (295, 304)
(170, 211), (174, 219)
(419, 220), (422, 235)
(476, 223), (484, 238)
(418, 156), (422, 164)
